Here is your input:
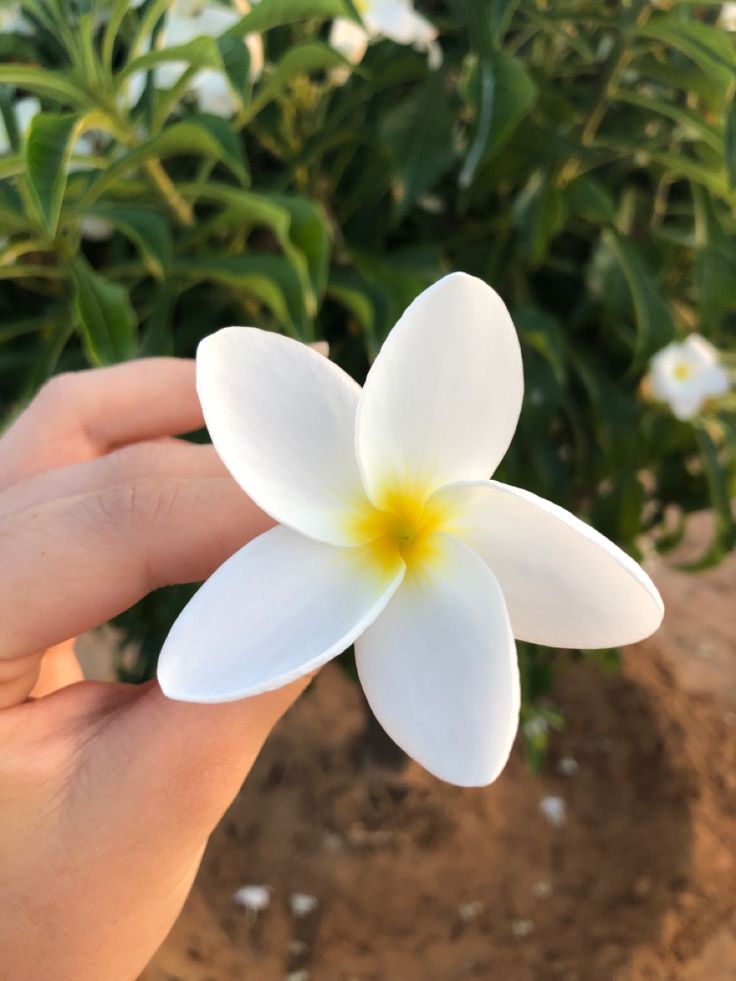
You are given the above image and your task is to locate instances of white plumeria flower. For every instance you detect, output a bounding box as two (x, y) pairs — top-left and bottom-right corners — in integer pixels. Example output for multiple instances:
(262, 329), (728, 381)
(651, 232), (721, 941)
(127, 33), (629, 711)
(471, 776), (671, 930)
(330, 0), (441, 71)
(132, 0), (263, 117)
(648, 334), (730, 421)
(158, 273), (664, 787)
(720, 2), (736, 30)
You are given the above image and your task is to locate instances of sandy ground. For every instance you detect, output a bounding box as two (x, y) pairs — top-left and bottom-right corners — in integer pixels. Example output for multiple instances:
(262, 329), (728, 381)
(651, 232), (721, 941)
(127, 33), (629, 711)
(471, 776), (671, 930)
(133, 515), (736, 981)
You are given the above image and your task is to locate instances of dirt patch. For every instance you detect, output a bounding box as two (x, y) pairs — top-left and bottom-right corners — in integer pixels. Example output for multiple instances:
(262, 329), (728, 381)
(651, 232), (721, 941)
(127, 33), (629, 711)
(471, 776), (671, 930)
(143, 519), (736, 981)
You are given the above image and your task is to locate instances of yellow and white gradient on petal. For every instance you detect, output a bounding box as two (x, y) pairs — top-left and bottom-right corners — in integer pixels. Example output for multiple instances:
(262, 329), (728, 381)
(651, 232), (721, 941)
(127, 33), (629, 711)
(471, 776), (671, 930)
(355, 534), (520, 786)
(157, 525), (405, 703)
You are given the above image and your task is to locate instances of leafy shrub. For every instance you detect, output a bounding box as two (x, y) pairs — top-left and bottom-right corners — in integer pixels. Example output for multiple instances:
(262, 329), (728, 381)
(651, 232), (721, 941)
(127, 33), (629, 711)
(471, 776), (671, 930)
(1, 0), (734, 759)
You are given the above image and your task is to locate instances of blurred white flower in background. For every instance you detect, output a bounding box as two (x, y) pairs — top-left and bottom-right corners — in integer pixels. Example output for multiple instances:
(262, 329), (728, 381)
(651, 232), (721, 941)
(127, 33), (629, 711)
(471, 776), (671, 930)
(648, 335), (730, 420)
(0, 96), (39, 155)
(330, 0), (441, 71)
(131, 0), (263, 117)
(0, 3), (32, 34)
(79, 217), (116, 241)
(719, 3), (736, 30)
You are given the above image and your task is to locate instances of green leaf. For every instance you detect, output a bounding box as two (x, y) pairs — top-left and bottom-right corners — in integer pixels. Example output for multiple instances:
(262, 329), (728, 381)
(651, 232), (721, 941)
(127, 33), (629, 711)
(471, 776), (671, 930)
(633, 18), (736, 91)
(226, 0), (355, 38)
(0, 67), (92, 107)
(691, 184), (736, 330)
(514, 306), (567, 386)
(327, 277), (379, 356)
(76, 205), (173, 279)
(178, 183), (324, 309)
(380, 74), (455, 220)
(726, 96), (736, 189)
(263, 193), (331, 310)
(20, 319), (75, 400)
(460, 49), (537, 188)
(85, 116), (248, 203)
(512, 172), (566, 266)
(564, 174), (616, 224)
(71, 259), (138, 364)
(218, 34), (252, 99)
(682, 424), (736, 570)
(0, 179), (30, 235)
(120, 36), (222, 80)
(174, 254), (309, 338)
(600, 229), (675, 367)
(647, 149), (734, 206)
(165, 114), (247, 183)
(25, 112), (82, 235)
(613, 90), (722, 154)
(248, 43), (347, 118)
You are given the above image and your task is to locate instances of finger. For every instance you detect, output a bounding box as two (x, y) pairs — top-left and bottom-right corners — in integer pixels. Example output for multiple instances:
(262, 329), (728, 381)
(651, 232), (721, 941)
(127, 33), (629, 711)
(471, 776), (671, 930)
(0, 358), (200, 489)
(0, 474), (273, 669)
(0, 652), (42, 709)
(118, 677), (312, 838)
(1, 343), (329, 491)
(0, 440), (225, 519)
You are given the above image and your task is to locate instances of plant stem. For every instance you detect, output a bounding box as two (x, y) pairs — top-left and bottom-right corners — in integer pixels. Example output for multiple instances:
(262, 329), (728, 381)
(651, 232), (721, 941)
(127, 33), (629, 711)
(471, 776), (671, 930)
(143, 159), (194, 225)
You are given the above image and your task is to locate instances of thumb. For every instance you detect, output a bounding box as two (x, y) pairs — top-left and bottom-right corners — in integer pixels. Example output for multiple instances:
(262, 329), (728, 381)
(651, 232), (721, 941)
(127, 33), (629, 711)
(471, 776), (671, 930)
(91, 677), (310, 844)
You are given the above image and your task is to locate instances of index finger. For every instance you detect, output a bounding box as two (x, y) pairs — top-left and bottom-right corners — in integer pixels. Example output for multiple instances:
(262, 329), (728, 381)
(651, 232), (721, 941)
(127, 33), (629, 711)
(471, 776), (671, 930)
(0, 358), (201, 489)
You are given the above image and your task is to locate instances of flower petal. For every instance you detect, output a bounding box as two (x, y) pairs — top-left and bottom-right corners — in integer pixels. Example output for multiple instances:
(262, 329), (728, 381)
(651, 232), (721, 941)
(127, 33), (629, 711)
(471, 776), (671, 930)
(197, 327), (372, 545)
(192, 69), (236, 117)
(329, 17), (369, 64)
(158, 525), (405, 702)
(355, 534), (520, 786)
(433, 480), (664, 648)
(356, 272), (523, 508)
(366, 0), (436, 47)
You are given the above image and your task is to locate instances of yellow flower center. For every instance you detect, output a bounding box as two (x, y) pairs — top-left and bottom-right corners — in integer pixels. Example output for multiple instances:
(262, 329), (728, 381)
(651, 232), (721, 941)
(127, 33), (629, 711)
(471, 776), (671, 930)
(673, 361), (692, 381)
(352, 485), (454, 574)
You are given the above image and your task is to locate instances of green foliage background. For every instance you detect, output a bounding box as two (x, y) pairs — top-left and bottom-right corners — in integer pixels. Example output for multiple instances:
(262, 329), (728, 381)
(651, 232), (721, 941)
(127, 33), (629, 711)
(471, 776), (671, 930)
(1, 0), (735, 759)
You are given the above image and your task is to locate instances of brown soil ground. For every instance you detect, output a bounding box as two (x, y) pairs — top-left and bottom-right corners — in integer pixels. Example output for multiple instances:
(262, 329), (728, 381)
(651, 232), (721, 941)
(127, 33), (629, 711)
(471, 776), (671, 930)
(141, 515), (736, 981)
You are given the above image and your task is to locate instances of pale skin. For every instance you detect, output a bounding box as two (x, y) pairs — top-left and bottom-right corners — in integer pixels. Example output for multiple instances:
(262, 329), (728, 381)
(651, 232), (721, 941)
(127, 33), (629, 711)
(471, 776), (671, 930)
(0, 358), (310, 980)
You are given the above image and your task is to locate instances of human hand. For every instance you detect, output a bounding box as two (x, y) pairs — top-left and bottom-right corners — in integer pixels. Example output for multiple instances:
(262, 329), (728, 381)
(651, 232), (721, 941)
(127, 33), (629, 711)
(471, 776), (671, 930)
(0, 359), (309, 980)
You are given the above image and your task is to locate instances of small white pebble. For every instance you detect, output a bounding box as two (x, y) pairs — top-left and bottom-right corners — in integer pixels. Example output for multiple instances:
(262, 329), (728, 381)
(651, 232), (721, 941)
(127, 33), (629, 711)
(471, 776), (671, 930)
(533, 879), (553, 899)
(557, 756), (579, 777)
(322, 831), (343, 853)
(232, 884), (271, 912)
(289, 893), (319, 918)
(286, 972), (310, 981)
(458, 900), (484, 922)
(539, 796), (567, 828)
(512, 918), (534, 940)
